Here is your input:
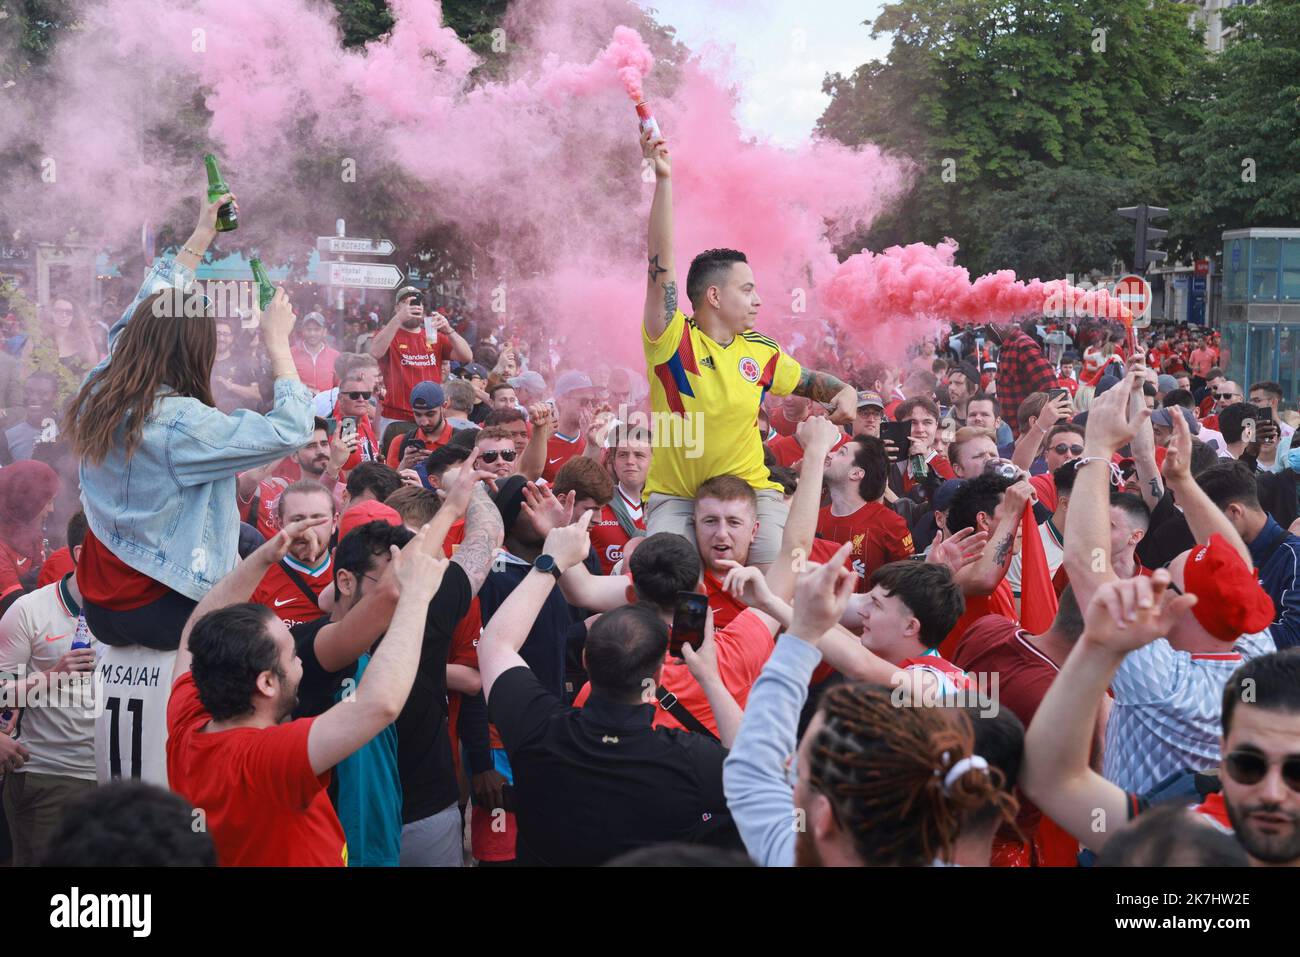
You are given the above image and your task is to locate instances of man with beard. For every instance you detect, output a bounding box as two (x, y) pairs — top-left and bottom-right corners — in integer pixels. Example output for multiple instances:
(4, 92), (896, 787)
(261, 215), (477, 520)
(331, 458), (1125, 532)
(165, 517), (448, 866)
(250, 482), (337, 627)
(369, 287), (472, 435)
(1021, 572), (1300, 867)
(239, 418), (354, 538)
(384, 382), (453, 469)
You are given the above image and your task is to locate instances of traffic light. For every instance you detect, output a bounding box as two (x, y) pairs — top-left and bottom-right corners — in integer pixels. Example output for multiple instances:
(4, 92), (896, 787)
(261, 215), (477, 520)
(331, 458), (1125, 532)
(1115, 205), (1169, 271)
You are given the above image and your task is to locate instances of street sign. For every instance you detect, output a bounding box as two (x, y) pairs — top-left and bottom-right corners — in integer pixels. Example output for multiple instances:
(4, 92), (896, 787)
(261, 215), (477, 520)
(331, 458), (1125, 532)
(325, 261), (404, 290)
(316, 237), (396, 256)
(1195, 258), (1210, 276)
(1114, 273), (1152, 326)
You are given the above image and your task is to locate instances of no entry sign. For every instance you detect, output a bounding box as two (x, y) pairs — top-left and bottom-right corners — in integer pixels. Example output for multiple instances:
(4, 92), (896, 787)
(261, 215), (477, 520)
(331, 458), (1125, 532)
(1114, 273), (1152, 325)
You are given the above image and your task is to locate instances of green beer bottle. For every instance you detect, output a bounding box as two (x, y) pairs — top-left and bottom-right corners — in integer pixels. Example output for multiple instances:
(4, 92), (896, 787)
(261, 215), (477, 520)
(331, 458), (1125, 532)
(249, 258), (276, 310)
(203, 153), (238, 232)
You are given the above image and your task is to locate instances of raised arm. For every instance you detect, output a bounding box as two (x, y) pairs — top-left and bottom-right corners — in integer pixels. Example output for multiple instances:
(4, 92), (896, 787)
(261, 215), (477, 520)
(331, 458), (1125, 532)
(172, 516), (328, 683)
(97, 192), (233, 369)
(1061, 372), (1145, 610)
(312, 518), (455, 673)
(642, 130), (677, 341)
(1128, 379), (1164, 512)
(450, 474), (506, 597)
(431, 311), (473, 364)
(478, 515), (592, 699)
(1163, 408), (1252, 565)
(1021, 571), (1197, 853)
(368, 301), (412, 360)
(954, 480), (1032, 596)
(723, 549), (856, 866)
(307, 547), (447, 776)
(518, 402), (554, 482)
(765, 416), (842, 594)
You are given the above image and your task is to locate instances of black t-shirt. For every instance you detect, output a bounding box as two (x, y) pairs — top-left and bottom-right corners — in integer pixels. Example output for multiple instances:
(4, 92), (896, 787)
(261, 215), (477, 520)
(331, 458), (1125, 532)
(290, 616), (354, 720)
(1135, 490), (1194, 570)
(211, 353), (259, 414)
(488, 665), (737, 866)
(395, 560), (472, 824)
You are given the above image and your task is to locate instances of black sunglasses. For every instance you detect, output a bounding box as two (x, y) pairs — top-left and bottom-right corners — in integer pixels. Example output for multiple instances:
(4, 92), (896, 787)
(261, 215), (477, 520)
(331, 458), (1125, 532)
(478, 448), (517, 464)
(1215, 392), (1240, 400)
(1225, 750), (1300, 792)
(1051, 443), (1085, 457)
(342, 391), (373, 401)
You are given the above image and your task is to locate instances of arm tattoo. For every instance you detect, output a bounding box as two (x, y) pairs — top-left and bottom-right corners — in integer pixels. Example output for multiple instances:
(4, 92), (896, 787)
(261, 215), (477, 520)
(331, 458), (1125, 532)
(662, 280), (677, 322)
(992, 532), (1015, 569)
(451, 485), (505, 597)
(647, 254), (667, 282)
(1148, 477), (1163, 501)
(791, 368), (848, 404)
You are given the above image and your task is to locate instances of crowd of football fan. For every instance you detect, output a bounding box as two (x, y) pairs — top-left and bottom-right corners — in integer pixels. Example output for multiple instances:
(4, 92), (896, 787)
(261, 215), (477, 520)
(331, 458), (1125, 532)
(1, 174), (1299, 869)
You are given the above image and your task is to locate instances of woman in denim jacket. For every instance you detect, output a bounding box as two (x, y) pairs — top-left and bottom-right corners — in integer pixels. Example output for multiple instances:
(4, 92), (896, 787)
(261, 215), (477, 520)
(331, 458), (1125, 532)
(64, 192), (314, 656)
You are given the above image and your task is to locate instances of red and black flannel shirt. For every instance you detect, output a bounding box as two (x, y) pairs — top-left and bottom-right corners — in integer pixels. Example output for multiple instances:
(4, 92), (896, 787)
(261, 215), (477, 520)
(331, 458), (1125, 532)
(997, 330), (1059, 439)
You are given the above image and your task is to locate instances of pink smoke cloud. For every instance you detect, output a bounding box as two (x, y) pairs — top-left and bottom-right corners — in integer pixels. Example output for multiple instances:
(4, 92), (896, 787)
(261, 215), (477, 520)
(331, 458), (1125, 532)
(1, 0), (1102, 375)
(821, 240), (1132, 360)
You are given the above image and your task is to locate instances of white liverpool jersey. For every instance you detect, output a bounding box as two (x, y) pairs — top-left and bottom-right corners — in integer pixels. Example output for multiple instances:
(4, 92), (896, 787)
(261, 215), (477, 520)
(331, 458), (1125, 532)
(94, 644), (175, 786)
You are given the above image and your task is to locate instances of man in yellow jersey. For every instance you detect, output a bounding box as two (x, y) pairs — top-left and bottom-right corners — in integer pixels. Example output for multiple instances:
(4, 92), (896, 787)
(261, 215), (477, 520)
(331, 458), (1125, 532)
(639, 129), (856, 565)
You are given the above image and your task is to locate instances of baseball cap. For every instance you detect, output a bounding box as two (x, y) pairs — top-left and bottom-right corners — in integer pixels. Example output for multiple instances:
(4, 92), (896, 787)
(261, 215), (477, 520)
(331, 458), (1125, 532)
(508, 371), (547, 394)
(856, 390), (884, 410)
(395, 286), (422, 303)
(460, 362), (490, 381)
(411, 381), (445, 411)
(302, 311), (326, 327)
(932, 478), (967, 514)
(1182, 534), (1275, 641)
(1157, 374), (1178, 394)
(554, 370), (595, 399)
(1095, 374), (1121, 397)
(338, 500), (403, 540)
(1150, 406), (1200, 435)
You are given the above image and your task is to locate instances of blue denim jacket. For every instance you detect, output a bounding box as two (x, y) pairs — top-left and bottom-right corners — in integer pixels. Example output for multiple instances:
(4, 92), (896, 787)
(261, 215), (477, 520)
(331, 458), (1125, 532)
(78, 256), (314, 601)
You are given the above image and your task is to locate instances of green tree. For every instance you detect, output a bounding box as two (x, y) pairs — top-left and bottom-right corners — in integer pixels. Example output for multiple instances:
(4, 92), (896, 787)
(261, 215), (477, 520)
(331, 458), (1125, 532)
(966, 162), (1136, 276)
(819, 0), (1206, 275)
(1160, 0), (1300, 259)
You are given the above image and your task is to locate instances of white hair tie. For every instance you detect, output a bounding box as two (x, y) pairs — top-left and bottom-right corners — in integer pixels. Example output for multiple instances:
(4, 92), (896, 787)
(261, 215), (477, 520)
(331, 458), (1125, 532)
(942, 755), (989, 792)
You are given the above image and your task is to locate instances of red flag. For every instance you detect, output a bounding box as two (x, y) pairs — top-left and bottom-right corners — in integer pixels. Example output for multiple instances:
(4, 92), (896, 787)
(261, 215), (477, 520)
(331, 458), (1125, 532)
(1018, 501), (1057, 633)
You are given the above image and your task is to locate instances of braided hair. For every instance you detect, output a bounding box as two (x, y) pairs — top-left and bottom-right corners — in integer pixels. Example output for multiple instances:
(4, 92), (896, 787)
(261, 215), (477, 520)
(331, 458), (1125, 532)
(806, 684), (1017, 866)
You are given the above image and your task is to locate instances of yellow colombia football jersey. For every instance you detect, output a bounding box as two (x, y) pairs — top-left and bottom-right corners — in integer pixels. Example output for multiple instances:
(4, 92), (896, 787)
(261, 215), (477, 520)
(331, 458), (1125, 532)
(643, 309), (802, 499)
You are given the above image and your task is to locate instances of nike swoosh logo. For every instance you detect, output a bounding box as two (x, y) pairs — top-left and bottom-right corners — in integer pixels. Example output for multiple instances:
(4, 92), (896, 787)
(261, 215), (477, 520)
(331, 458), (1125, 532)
(45, 633), (69, 643)
(273, 598), (296, 607)
(548, 457), (563, 464)
(16, 558), (28, 566)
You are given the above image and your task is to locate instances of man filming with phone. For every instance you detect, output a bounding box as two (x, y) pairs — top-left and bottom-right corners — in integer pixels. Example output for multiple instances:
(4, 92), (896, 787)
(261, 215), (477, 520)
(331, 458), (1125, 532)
(369, 287), (472, 435)
(333, 367), (381, 473)
(474, 513), (741, 865)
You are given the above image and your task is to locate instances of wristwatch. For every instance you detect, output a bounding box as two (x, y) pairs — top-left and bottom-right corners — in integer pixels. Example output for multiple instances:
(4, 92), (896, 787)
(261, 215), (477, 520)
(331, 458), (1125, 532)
(533, 554), (563, 579)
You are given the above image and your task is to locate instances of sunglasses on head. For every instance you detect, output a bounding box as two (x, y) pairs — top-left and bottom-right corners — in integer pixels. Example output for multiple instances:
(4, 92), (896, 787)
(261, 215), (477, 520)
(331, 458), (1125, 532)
(1052, 443), (1084, 457)
(479, 448), (517, 464)
(342, 391), (373, 401)
(1225, 750), (1300, 792)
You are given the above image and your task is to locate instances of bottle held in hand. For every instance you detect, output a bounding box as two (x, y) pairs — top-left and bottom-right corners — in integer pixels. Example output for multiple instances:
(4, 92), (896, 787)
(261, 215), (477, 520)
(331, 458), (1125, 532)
(249, 258), (275, 310)
(203, 153), (238, 232)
